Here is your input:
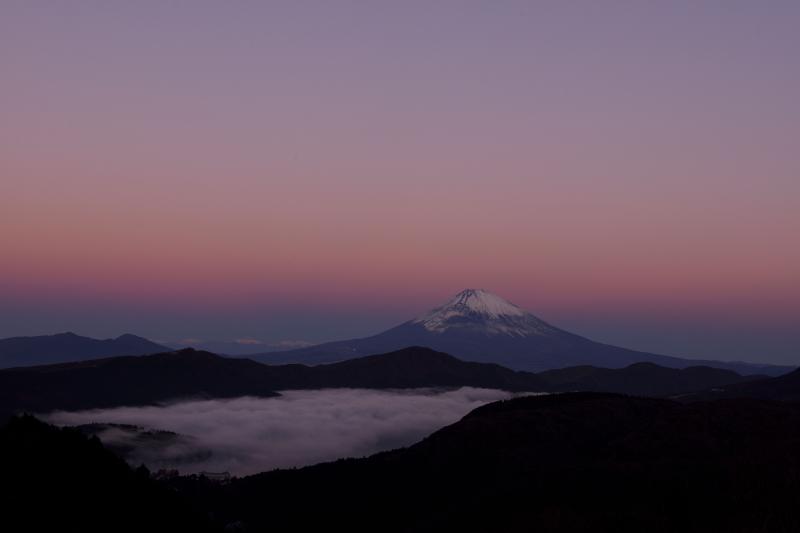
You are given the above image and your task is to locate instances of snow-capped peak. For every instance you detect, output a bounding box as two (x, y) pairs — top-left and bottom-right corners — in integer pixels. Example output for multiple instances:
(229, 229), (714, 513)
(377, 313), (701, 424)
(433, 289), (526, 318)
(412, 289), (556, 337)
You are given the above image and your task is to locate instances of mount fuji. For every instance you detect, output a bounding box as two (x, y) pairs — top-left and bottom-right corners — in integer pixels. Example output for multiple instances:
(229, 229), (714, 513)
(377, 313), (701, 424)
(253, 289), (788, 375)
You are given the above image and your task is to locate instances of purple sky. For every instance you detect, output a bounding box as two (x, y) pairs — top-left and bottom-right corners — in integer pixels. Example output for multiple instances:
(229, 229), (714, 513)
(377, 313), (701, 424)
(1, 2), (798, 363)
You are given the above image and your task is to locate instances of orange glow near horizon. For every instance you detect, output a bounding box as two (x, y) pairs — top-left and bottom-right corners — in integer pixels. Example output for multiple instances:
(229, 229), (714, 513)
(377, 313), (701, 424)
(1, 3), (799, 362)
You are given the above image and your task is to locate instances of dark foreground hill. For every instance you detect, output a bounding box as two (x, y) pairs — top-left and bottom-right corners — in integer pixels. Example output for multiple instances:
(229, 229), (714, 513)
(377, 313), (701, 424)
(0, 332), (168, 368)
(178, 393), (800, 533)
(0, 347), (759, 417)
(0, 415), (217, 532)
(7, 393), (800, 532)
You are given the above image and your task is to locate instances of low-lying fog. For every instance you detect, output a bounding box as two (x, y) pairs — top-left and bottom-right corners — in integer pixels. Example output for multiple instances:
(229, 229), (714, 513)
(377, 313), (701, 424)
(45, 387), (520, 476)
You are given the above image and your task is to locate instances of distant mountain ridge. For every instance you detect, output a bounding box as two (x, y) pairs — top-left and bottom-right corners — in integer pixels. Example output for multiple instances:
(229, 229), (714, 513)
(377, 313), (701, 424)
(0, 346), (763, 418)
(253, 289), (790, 376)
(4, 292), (789, 376)
(165, 339), (313, 356)
(0, 332), (169, 368)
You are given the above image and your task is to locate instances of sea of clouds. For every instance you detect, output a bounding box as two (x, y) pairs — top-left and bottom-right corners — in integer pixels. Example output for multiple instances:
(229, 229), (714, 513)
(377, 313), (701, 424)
(45, 387), (519, 476)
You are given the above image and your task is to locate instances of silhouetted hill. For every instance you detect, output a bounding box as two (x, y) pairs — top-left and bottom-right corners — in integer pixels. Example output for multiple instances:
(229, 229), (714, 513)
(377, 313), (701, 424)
(539, 361), (758, 397)
(680, 366), (800, 402)
(0, 332), (168, 368)
(0, 347), (544, 416)
(184, 393), (800, 532)
(254, 289), (790, 376)
(278, 346), (549, 391)
(0, 415), (217, 532)
(0, 349), (280, 415)
(0, 347), (757, 419)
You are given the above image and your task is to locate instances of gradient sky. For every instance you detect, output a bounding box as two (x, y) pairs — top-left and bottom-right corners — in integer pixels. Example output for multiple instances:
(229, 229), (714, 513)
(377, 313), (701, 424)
(2, 2), (798, 363)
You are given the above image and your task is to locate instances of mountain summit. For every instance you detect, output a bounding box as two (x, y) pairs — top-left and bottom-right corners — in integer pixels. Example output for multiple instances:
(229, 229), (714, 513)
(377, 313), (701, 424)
(412, 289), (557, 337)
(254, 289), (787, 375)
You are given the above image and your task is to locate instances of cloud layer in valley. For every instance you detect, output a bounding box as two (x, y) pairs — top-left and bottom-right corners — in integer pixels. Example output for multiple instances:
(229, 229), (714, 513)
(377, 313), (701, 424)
(46, 388), (518, 475)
